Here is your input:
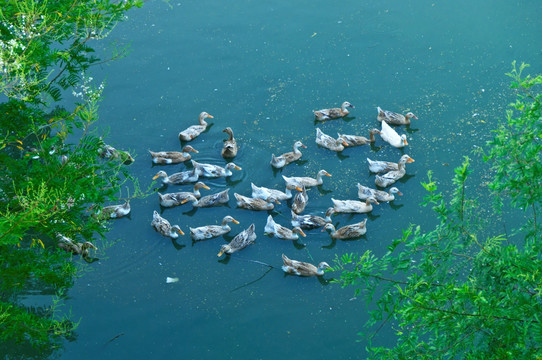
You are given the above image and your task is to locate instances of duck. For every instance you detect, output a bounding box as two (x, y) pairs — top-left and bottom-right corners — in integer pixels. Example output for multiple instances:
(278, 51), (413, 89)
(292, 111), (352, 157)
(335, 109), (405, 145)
(290, 207), (335, 230)
(323, 219), (368, 240)
(97, 200), (131, 219)
(57, 234), (98, 258)
(291, 185), (308, 215)
(221, 127), (238, 159)
(149, 145), (199, 164)
(251, 182), (302, 201)
(377, 106), (418, 125)
(152, 169), (199, 185)
(191, 160), (242, 178)
(264, 215), (306, 240)
(234, 193), (278, 211)
(270, 141), (306, 168)
(315, 128), (348, 152)
(151, 210), (184, 239)
(313, 101), (355, 121)
(282, 169), (332, 188)
(182, 189), (230, 208)
(98, 142), (134, 165)
(217, 223), (256, 257)
(375, 168), (407, 188)
(374, 156), (412, 188)
(178, 111), (214, 142)
(190, 215), (239, 241)
(367, 154), (415, 174)
(338, 128), (381, 147)
(331, 197), (379, 214)
(281, 254), (330, 277)
(158, 182), (210, 207)
(380, 120), (408, 148)
(357, 184), (402, 202)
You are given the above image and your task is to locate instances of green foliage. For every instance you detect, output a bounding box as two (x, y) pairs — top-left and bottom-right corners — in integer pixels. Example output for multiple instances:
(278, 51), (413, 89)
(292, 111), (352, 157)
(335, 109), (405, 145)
(0, 0), (144, 352)
(333, 64), (542, 359)
(485, 61), (542, 241)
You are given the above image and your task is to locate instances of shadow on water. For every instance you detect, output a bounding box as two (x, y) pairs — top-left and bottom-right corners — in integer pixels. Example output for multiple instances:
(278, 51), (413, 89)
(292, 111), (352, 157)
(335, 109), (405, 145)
(316, 186), (333, 196)
(389, 202), (405, 211)
(170, 239), (186, 251)
(322, 236), (336, 249)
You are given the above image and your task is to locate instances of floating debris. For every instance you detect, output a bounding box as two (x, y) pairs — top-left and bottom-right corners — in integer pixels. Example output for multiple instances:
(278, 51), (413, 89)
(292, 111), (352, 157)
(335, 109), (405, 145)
(166, 277), (179, 283)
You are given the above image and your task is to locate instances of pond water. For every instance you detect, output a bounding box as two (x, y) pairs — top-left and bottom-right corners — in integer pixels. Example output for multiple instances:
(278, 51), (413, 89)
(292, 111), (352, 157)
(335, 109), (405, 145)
(50, 1), (542, 359)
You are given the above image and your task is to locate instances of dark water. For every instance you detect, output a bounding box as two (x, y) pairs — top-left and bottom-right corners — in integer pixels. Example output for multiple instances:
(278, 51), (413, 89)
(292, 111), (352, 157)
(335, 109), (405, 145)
(50, 1), (542, 359)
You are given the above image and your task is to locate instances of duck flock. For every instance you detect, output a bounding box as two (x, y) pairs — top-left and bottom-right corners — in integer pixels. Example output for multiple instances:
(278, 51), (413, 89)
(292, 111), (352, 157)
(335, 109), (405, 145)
(65, 103), (417, 274)
(105, 102), (415, 278)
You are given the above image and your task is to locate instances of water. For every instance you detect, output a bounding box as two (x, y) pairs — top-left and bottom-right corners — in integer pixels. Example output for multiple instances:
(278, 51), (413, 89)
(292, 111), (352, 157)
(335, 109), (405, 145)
(46, 1), (542, 359)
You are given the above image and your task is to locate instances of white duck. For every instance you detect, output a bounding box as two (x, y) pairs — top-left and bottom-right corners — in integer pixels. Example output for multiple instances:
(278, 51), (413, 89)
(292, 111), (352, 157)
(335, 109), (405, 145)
(331, 197), (379, 214)
(178, 111), (214, 141)
(291, 185), (308, 215)
(281, 254), (330, 276)
(315, 128), (348, 152)
(191, 160), (242, 178)
(291, 207), (335, 230)
(313, 101), (355, 121)
(323, 219), (367, 240)
(158, 182), (210, 207)
(375, 168), (407, 188)
(338, 129), (381, 147)
(152, 169), (199, 185)
(270, 141), (307, 168)
(251, 182), (302, 201)
(151, 211), (184, 239)
(264, 215), (306, 240)
(190, 215), (239, 241)
(380, 120), (408, 148)
(282, 169), (331, 188)
(357, 184), (402, 202)
(367, 154), (415, 174)
(377, 106), (418, 125)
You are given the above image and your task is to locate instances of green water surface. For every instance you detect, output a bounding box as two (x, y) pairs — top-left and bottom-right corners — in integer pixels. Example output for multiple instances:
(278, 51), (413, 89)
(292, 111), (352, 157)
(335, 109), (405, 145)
(49, 1), (542, 359)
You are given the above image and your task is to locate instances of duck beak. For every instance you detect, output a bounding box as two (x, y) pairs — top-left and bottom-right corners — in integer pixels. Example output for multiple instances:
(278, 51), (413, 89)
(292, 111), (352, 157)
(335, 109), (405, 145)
(192, 149), (199, 153)
(295, 186), (303, 192)
(234, 165), (242, 170)
(397, 191), (403, 196)
(207, 114), (214, 118)
(325, 172), (332, 177)
(301, 144), (307, 148)
(299, 229), (306, 237)
(232, 219), (240, 224)
(177, 229), (185, 235)
(342, 140), (349, 147)
(403, 138), (408, 146)
(181, 198), (189, 204)
(217, 250), (224, 257)
(202, 184), (211, 190)
(152, 174), (160, 180)
(407, 157), (415, 163)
